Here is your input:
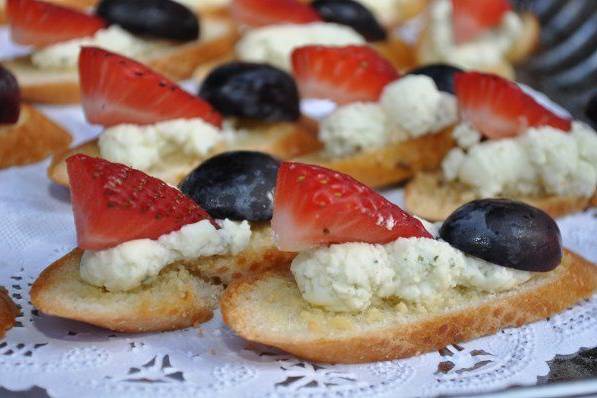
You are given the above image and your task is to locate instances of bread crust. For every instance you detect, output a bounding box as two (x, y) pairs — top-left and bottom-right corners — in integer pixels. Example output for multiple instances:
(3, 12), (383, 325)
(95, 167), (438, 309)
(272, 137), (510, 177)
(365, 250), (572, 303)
(0, 287), (18, 339)
(47, 118), (320, 187)
(30, 249), (215, 333)
(221, 250), (597, 364)
(506, 13), (540, 64)
(145, 19), (239, 81)
(373, 38), (418, 73)
(30, 225), (296, 332)
(2, 17), (238, 104)
(405, 172), (597, 221)
(294, 128), (454, 188)
(414, 12), (539, 79)
(0, 104), (72, 169)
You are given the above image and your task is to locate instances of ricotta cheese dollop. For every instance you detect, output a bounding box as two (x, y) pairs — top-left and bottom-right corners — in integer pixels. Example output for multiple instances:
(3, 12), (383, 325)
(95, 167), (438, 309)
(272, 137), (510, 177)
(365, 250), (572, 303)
(319, 102), (390, 157)
(318, 75), (458, 157)
(98, 118), (223, 174)
(32, 25), (156, 70)
(81, 219), (251, 292)
(425, 0), (523, 70)
(442, 122), (597, 198)
(236, 22), (365, 71)
(292, 237), (532, 312)
(380, 75), (458, 138)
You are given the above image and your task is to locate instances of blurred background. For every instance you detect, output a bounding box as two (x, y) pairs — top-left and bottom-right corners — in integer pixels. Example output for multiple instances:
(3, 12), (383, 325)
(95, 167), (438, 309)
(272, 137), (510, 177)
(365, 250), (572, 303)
(513, 0), (596, 126)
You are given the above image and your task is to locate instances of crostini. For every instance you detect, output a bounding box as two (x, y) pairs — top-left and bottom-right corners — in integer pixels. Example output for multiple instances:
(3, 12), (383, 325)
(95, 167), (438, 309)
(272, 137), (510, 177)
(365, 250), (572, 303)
(290, 47), (460, 188)
(405, 71), (597, 220)
(194, 0), (421, 80)
(221, 162), (597, 363)
(415, 0), (539, 79)
(32, 153), (293, 332)
(1, 0), (237, 104)
(0, 65), (71, 169)
(0, 287), (18, 339)
(47, 47), (319, 186)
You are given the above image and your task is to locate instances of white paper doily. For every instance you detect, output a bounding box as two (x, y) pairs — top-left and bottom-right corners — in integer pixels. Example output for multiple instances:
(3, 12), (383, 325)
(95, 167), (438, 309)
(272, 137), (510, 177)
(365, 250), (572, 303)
(1, 28), (596, 398)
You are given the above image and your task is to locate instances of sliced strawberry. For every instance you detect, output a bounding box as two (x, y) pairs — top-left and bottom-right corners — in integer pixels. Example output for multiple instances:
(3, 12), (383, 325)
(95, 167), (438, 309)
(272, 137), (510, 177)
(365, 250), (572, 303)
(272, 162), (431, 251)
(455, 72), (572, 139)
(6, 0), (105, 47)
(79, 47), (222, 127)
(451, 0), (511, 44)
(231, 0), (320, 28)
(291, 45), (399, 105)
(67, 154), (215, 251)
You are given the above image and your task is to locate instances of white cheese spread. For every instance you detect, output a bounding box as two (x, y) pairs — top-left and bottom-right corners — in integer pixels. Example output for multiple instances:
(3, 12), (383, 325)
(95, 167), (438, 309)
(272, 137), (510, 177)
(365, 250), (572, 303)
(80, 219), (251, 291)
(425, 0), (523, 70)
(319, 102), (390, 157)
(380, 75), (458, 137)
(31, 25), (157, 70)
(291, 236), (532, 312)
(442, 122), (597, 198)
(236, 22), (365, 71)
(98, 118), (223, 174)
(317, 75), (458, 157)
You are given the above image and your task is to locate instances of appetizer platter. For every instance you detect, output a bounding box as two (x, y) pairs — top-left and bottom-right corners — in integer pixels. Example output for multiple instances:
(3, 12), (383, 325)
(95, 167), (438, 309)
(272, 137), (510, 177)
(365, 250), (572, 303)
(0, 0), (595, 396)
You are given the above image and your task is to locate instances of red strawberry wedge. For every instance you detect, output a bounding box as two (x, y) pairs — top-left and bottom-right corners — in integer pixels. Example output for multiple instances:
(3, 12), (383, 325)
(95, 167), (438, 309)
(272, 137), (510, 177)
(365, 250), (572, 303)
(79, 47), (222, 127)
(231, 0), (320, 28)
(7, 0), (105, 47)
(272, 162), (431, 251)
(67, 154), (215, 251)
(455, 72), (572, 139)
(451, 0), (512, 44)
(291, 45), (399, 105)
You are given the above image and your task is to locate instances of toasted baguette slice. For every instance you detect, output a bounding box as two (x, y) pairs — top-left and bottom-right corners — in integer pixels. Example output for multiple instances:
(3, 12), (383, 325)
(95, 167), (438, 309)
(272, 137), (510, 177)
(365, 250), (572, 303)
(415, 13), (539, 79)
(0, 287), (18, 339)
(294, 128), (454, 188)
(196, 3), (229, 18)
(222, 250), (597, 364)
(47, 117), (320, 187)
(0, 104), (72, 169)
(30, 224), (296, 333)
(1, 17), (238, 104)
(404, 172), (597, 221)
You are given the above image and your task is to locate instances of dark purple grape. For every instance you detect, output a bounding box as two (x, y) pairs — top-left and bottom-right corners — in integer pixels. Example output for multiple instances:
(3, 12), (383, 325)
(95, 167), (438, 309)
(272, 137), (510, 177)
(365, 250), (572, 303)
(407, 63), (464, 94)
(96, 0), (199, 41)
(0, 66), (21, 125)
(440, 199), (562, 272)
(180, 151), (280, 221)
(199, 62), (300, 122)
(311, 0), (386, 42)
